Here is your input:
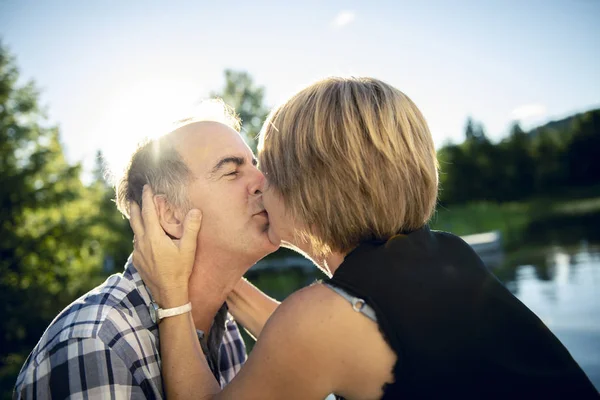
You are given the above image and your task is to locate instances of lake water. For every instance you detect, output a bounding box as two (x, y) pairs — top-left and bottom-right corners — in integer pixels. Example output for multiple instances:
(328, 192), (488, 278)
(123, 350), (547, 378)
(496, 241), (600, 391)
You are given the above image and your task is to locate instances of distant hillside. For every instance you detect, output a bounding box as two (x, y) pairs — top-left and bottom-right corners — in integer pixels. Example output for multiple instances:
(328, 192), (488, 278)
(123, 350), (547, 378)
(529, 108), (600, 136)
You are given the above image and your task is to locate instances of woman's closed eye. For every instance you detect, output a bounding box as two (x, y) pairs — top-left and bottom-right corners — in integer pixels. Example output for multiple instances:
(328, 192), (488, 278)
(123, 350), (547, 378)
(225, 170), (239, 177)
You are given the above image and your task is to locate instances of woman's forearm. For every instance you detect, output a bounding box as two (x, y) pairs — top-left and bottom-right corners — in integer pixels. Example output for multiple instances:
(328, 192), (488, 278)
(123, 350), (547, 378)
(226, 278), (280, 339)
(159, 310), (220, 400)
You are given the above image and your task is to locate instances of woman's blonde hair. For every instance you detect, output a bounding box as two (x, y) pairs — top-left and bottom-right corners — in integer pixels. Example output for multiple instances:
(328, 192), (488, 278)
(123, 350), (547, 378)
(258, 76), (438, 255)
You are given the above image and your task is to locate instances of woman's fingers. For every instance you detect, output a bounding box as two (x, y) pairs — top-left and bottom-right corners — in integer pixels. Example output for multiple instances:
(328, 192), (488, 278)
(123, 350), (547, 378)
(180, 209), (202, 259)
(129, 201), (145, 237)
(141, 185), (164, 238)
(128, 184), (197, 304)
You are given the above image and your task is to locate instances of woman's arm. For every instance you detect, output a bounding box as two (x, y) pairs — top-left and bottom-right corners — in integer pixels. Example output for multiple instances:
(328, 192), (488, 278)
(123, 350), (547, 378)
(227, 278), (280, 339)
(152, 282), (392, 400)
(159, 309), (221, 399)
(157, 284), (342, 400)
(216, 286), (339, 400)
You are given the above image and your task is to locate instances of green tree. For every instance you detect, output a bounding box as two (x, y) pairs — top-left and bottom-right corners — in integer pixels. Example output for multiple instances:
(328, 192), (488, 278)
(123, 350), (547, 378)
(566, 110), (600, 187)
(87, 150), (133, 274)
(438, 119), (499, 204)
(464, 117), (487, 143)
(0, 44), (110, 396)
(530, 128), (567, 193)
(498, 122), (535, 200)
(211, 70), (269, 153)
(438, 143), (472, 204)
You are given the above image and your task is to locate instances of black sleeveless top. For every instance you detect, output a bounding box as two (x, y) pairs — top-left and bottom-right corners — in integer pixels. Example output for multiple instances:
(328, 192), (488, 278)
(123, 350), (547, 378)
(327, 226), (598, 399)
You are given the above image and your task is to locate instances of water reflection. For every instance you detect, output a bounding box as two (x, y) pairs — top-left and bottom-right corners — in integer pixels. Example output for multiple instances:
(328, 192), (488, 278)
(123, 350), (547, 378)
(493, 240), (600, 391)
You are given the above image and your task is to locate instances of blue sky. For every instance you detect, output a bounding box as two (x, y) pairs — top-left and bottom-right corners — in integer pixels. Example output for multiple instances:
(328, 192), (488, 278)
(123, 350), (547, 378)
(1, 0), (599, 176)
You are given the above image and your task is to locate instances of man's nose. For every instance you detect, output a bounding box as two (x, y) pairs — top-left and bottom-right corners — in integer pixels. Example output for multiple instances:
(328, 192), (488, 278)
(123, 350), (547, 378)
(248, 167), (267, 196)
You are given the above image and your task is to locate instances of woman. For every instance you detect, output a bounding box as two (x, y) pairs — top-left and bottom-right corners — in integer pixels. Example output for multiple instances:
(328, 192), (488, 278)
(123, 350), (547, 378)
(129, 77), (597, 399)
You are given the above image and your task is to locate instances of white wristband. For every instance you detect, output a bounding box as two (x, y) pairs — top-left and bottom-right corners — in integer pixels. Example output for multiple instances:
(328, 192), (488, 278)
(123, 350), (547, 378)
(149, 302), (192, 324)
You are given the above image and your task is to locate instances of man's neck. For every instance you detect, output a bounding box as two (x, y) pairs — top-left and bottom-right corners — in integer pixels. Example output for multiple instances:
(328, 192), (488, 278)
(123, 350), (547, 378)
(188, 249), (258, 332)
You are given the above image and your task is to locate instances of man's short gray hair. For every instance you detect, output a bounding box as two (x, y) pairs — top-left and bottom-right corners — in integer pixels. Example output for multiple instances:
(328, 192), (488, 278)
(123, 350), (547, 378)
(115, 99), (241, 218)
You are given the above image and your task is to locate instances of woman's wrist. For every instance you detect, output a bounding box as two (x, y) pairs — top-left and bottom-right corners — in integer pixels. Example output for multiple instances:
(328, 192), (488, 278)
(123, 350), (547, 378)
(153, 287), (190, 308)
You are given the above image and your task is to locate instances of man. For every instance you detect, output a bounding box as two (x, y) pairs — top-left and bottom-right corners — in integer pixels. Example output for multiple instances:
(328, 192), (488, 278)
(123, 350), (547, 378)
(14, 101), (279, 398)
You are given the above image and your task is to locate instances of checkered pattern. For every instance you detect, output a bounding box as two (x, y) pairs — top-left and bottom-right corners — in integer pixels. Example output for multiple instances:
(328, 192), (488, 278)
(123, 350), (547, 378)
(14, 258), (247, 399)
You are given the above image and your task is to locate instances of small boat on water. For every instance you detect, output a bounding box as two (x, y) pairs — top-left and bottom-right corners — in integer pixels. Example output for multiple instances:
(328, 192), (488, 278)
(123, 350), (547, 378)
(461, 230), (504, 268)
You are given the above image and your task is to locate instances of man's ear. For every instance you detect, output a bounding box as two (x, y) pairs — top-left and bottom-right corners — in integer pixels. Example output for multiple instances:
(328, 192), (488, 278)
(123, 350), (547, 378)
(152, 195), (184, 239)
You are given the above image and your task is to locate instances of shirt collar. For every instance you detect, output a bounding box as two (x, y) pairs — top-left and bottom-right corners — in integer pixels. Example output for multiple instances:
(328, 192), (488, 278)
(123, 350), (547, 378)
(122, 255), (154, 307)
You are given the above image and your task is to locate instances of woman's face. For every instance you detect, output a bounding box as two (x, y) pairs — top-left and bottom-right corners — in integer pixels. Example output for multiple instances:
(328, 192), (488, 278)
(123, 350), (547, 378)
(261, 183), (300, 248)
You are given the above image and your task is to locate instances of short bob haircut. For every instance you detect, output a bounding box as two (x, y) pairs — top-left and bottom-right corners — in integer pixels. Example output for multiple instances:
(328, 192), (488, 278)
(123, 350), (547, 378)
(258, 76), (438, 255)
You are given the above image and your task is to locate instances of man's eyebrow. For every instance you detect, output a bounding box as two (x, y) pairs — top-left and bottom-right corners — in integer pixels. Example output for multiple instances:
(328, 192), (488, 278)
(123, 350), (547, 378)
(210, 156), (245, 174)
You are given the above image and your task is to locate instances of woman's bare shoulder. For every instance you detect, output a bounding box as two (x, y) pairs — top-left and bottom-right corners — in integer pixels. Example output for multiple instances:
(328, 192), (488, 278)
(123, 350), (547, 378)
(266, 283), (345, 329)
(225, 283), (348, 399)
(254, 282), (396, 399)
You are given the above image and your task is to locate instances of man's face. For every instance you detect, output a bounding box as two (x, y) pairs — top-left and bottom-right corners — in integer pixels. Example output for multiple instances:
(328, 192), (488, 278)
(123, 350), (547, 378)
(174, 122), (280, 263)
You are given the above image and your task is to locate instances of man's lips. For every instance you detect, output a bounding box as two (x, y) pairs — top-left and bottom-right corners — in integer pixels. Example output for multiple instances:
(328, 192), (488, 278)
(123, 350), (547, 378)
(253, 210), (268, 218)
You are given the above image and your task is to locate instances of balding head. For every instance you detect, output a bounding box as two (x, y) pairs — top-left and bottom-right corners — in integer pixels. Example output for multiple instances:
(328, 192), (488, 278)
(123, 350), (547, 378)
(169, 121), (241, 163)
(169, 121), (250, 180)
(115, 105), (241, 218)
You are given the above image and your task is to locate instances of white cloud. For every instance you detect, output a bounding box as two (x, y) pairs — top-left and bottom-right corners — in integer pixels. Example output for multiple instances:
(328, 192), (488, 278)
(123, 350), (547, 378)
(510, 103), (547, 120)
(332, 11), (356, 28)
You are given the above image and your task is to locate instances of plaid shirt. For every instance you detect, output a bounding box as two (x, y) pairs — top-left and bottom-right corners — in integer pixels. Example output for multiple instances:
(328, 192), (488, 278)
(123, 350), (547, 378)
(14, 258), (247, 399)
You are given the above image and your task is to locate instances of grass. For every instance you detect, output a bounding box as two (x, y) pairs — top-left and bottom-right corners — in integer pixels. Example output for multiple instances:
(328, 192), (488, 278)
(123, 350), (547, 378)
(431, 202), (530, 245)
(430, 194), (600, 250)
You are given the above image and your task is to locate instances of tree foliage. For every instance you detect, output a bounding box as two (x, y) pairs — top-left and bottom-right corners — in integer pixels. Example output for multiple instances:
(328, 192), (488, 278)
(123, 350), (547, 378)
(438, 110), (600, 204)
(0, 44), (131, 396)
(211, 70), (269, 153)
